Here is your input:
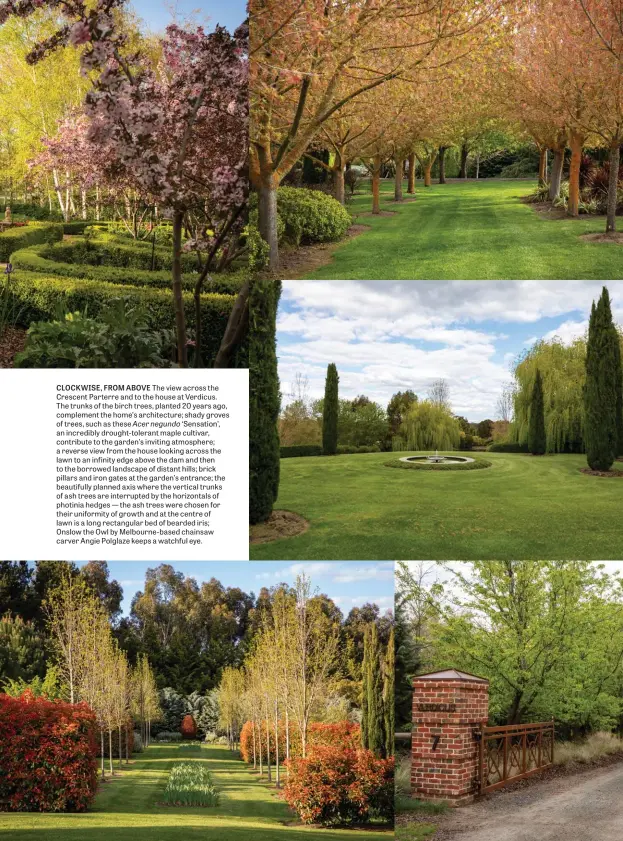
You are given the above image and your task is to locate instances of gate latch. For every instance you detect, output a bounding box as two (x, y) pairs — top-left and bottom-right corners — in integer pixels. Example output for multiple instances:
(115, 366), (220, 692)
(472, 729), (482, 742)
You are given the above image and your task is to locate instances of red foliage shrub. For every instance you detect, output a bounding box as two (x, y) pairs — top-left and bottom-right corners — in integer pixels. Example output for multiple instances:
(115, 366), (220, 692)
(283, 744), (394, 826)
(180, 714), (197, 738)
(0, 690), (98, 812)
(240, 720), (361, 765)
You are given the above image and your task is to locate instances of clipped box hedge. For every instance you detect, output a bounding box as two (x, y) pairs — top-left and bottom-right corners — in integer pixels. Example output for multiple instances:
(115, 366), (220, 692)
(384, 457), (492, 471)
(0, 222), (62, 261)
(280, 445), (323, 458)
(39, 237), (198, 273)
(7, 271), (247, 367)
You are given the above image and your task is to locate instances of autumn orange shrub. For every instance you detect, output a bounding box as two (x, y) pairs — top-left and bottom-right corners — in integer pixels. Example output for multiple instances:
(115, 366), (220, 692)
(240, 720), (361, 764)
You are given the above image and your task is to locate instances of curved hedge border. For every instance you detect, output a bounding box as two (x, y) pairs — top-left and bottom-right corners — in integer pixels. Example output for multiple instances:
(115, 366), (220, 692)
(10, 244), (243, 295)
(6, 271), (247, 367)
(0, 222), (62, 261)
(39, 236), (198, 273)
(385, 456), (493, 471)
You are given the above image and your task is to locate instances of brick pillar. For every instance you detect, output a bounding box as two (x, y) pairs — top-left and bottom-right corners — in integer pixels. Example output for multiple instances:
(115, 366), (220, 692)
(411, 669), (489, 805)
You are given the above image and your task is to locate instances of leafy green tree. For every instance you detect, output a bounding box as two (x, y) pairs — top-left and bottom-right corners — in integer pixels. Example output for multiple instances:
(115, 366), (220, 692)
(387, 391), (418, 439)
(528, 368), (546, 455)
(0, 562), (35, 620)
(79, 561), (123, 623)
(337, 398), (387, 448)
(584, 288), (619, 470)
(250, 277), (282, 523)
(476, 419), (494, 439)
(322, 363), (339, 455)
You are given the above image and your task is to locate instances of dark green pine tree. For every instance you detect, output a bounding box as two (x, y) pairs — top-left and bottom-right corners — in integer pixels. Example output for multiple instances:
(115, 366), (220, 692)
(395, 602), (418, 729)
(361, 624), (383, 756)
(528, 368), (546, 455)
(614, 329), (623, 457)
(322, 363), (339, 455)
(584, 288), (619, 471)
(249, 277), (282, 524)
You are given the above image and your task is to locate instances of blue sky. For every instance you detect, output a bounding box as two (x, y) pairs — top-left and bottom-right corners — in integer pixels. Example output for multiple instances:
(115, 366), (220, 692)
(130, 0), (246, 35)
(278, 281), (623, 421)
(76, 561), (395, 617)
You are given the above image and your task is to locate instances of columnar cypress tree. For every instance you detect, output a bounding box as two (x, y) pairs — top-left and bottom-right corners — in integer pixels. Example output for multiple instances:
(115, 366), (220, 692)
(322, 363), (339, 455)
(584, 288), (619, 471)
(528, 368), (546, 455)
(361, 624), (383, 756)
(615, 332), (623, 457)
(382, 627), (395, 758)
(250, 277), (282, 524)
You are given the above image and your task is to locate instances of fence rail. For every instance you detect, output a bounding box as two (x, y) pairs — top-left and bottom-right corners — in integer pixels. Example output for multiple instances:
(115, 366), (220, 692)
(479, 719), (555, 794)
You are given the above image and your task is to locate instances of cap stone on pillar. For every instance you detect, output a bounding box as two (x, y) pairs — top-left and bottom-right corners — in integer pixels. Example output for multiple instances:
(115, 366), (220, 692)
(411, 669), (489, 806)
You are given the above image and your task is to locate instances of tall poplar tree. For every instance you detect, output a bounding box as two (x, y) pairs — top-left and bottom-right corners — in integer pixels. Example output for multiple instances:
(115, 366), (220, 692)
(322, 363), (339, 455)
(250, 277), (282, 523)
(528, 368), (546, 455)
(584, 288), (619, 471)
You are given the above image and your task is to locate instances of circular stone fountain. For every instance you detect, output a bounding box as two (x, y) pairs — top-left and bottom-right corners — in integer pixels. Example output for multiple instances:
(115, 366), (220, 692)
(399, 450), (475, 465)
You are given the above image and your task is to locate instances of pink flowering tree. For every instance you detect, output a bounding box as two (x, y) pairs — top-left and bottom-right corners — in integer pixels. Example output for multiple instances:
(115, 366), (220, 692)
(1, 0), (248, 368)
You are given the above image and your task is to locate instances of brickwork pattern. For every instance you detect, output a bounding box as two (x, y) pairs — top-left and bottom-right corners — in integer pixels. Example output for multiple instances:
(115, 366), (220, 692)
(411, 674), (489, 805)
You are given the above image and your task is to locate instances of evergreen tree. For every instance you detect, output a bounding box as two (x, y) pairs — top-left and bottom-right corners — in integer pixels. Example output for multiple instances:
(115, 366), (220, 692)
(250, 277), (282, 523)
(584, 288), (619, 471)
(322, 363), (339, 455)
(383, 627), (395, 757)
(395, 601), (418, 728)
(361, 623), (383, 756)
(615, 331), (623, 457)
(528, 368), (546, 455)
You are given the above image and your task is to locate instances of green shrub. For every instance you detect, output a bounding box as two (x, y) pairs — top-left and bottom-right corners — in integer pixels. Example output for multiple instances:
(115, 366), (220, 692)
(5, 202), (64, 222)
(384, 457), (492, 471)
(62, 221), (108, 236)
(0, 223), (62, 261)
(280, 444), (323, 458)
(133, 731), (144, 753)
(40, 236), (197, 273)
(162, 762), (220, 807)
(155, 731), (183, 742)
(14, 307), (174, 368)
(488, 441), (529, 453)
(336, 445), (381, 454)
(4, 271), (247, 367)
(277, 187), (351, 245)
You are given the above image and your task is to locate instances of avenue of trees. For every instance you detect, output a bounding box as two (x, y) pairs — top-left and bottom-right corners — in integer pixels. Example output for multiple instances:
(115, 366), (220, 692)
(251, 0), (623, 270)
(396, 561), (623, 735)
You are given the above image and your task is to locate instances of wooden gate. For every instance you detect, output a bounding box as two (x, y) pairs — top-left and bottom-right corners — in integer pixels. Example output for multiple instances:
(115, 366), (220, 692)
(478, 720), (555, 793)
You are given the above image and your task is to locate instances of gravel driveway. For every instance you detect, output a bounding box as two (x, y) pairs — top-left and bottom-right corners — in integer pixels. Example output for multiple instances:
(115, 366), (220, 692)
(434, 762), (623, 841)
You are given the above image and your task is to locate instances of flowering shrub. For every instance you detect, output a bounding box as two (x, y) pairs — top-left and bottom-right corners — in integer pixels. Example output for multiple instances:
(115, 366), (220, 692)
(284, 744), (394, 826)
(180, 715), (197, 738)
(0, 691), (98, 812)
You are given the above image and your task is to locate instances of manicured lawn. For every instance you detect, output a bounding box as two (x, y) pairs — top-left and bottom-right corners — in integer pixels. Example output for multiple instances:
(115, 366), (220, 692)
(0, 744), (390, 840)
(395, 825), (437, 840)
(250, 451), (623, 560)
(303, 180), (623, 280)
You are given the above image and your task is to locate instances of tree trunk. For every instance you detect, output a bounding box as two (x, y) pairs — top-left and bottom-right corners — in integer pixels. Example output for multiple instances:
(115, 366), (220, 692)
(424, 163), (433, 187)
(274, 700), (280, 788)
(172, 210), (188, 368)
(606, 141), (620, 234)
(549, 149), (564, 200)
(332, 149), (345, 205)
(108, 729), (114, 776)
(371, 154), (381, 213)
(118, 726), (123, 768)
(568, 131), (583, 217)
(252, 721), (257, 770)
(259, 178), (279, 270)
(475, 154), (480, 180)
(538, 148), (547, 185)
(126, 724), (130, 764)
(265, 711), (271, 782)
(258, 716), (263, 777)
(95, 184), (100, 221)
(438, 147), (447, 184)
(407, 152), (416, 194)
(213, 280), (250, 368)
(101, 731), (105, 780)
(459, 144), (469, 179)
(81, 189), (87, 221)
(394, 157), (404, 201)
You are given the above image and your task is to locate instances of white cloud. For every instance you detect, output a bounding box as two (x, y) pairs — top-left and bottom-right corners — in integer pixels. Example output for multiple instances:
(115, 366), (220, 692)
(278, 281), (623, 419)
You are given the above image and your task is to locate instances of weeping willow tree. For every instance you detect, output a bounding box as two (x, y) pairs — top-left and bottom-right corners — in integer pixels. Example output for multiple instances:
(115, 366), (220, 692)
(394, 400), (460, 451)
(511, 339), (587, 453)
